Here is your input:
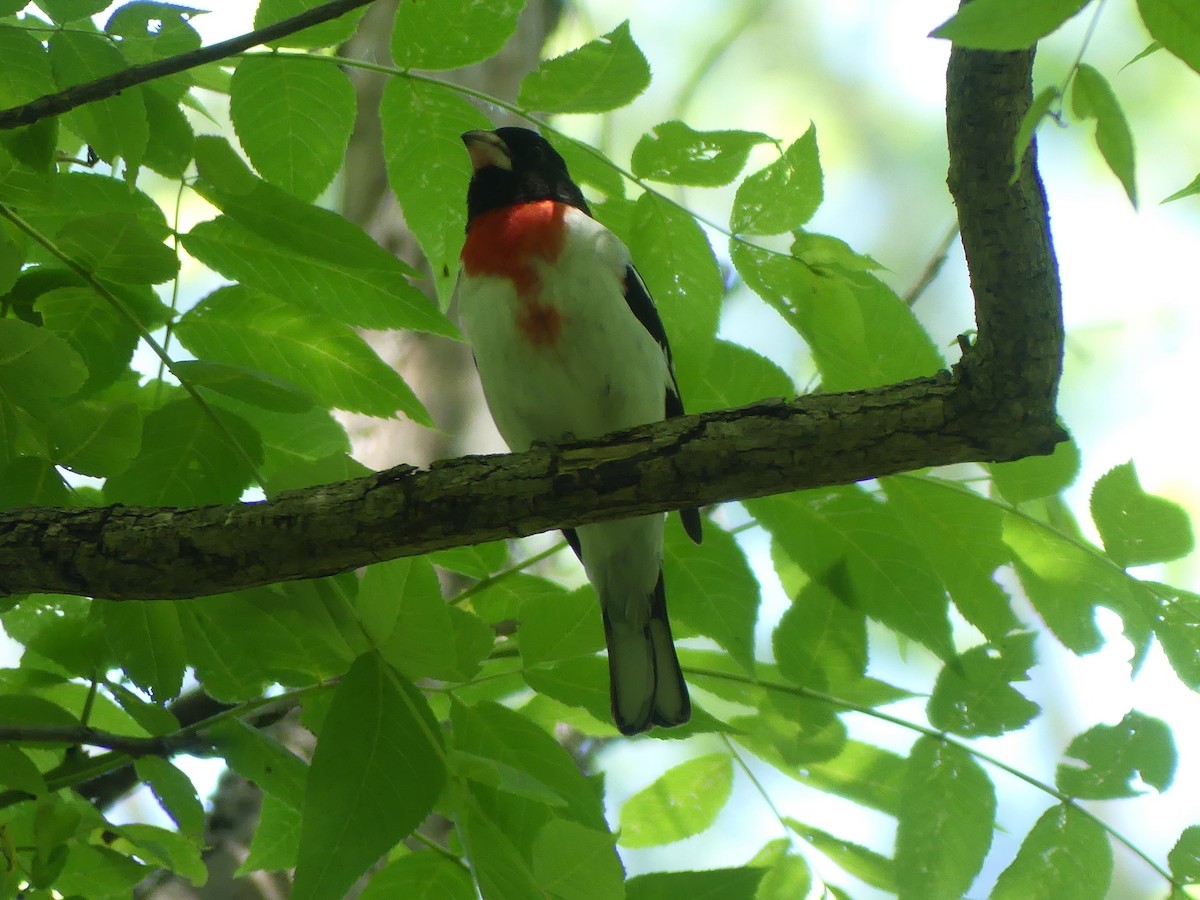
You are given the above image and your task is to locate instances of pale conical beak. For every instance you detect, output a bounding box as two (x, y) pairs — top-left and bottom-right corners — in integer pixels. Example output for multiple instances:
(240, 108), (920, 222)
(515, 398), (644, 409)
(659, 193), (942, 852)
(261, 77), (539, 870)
(462, 130), (512, 172)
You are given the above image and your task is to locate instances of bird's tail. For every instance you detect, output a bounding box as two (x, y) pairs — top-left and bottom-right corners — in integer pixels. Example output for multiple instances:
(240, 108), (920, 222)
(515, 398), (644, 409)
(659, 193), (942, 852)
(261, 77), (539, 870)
(603, 571), (691, 735)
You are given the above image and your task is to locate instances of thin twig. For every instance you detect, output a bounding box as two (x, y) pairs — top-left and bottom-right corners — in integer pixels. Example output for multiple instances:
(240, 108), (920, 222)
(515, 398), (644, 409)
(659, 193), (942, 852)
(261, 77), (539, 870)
(903, 222), (959, 307)
(0, 0), (377, 130)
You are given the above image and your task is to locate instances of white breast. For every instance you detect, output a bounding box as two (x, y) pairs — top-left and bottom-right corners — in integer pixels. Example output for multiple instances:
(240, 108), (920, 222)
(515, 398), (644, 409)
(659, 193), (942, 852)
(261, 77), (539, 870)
(457, 208), (670, 451)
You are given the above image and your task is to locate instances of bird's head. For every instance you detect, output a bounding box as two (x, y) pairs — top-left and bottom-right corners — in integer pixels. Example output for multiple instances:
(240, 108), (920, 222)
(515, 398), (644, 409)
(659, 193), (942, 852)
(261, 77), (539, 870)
(461, 127), (590, 220)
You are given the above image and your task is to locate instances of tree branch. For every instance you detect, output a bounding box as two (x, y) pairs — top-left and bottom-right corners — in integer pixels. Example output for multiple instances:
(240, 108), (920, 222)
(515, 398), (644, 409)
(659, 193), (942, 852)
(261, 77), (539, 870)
(0, 0), (377, 131)
(947, 45), (1064, 417)
(0, 724), (200, 756)
(0, 43), (1067, 602)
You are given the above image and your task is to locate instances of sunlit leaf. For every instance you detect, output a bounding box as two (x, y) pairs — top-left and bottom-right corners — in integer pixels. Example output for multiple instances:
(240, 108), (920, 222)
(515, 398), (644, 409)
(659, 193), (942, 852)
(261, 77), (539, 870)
(618, 754), (733, 847)
(932, 0), (1091, 49)
(991, 804), (1112, 899)
(1056, 710), (1175, 798)
(392, 0), (525, 69)
(731, 127), (822, 234)
(230, 56), (355, 201)
(1090, 461), (1194, 567)
(632, 121), (773, 186)
(895, 737), (995, 899)
(519, 21), (650, 114)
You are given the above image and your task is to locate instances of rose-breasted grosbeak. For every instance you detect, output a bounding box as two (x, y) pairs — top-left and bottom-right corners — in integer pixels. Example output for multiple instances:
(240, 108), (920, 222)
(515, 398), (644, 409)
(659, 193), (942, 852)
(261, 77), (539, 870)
(456, 127), (703, 735)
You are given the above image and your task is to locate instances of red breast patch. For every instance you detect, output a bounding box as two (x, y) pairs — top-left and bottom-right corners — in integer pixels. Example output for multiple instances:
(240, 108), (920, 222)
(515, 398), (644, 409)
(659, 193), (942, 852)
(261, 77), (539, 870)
(462, 200), (569, 347)
(461, 200), (568, 296)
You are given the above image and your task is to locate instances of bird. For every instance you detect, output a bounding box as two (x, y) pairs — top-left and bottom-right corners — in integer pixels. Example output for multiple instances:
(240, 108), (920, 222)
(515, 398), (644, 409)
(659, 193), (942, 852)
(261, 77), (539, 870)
(456, 126), (703, 735)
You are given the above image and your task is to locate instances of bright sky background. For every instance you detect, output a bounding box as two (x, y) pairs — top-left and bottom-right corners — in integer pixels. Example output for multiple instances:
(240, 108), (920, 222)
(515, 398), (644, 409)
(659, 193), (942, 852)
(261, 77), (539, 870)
(3, 2), (1198, 897)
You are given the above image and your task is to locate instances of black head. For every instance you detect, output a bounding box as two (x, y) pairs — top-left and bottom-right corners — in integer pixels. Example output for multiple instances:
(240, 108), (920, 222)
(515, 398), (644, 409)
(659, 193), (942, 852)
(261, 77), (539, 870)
(462, 127), (590, 222)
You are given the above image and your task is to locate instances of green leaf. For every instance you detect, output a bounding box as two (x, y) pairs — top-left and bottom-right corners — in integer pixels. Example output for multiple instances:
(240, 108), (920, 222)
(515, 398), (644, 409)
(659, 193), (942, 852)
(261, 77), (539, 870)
(1091, 461), (1194, 567)
(627, 868), (765, 900)
(518, 21), (650, 114)
(105, 3), (202, 73)
(1, 593), (111, 677)
(1151, 584), (1200, 689)
(0, 216), (26, 295)
(360, 851), (476, 900)
(1056, 710), (1175, 798)
(214, 401), (349, 482)
(1071, 64), (1137, 206)
(991, 804), (1112, 900)
(141, 86), (196, 177)
(666, 520), (759, 673)
(631, 192), (722, 385)
(210, 718), (308, 809)
(188, 136), (456, 336)
(1012, 86), (1060, 181)
(895, 737), (995, 900)
(731, 127), (822, 234)
(0, 456), (70, 508)
(294, 652), (446, 900)
(24, 171), (170, 245)
(173, 359), (313, 413)
(618, 754), (733, 847)
(98, 600), (185, 701)
(550, 133), (626, 199)
(1137, 0), (1200, 75)
(240, 793), (302, 874)
(773, 580), (866, 691)
(175, 286), (430, 423)
(755, 854), (811, 900)
(358, 557), (492, 682)
(392, 0), (525, 69)
(632, 121), (773, 186)
(256, 0), (369, 49)
(532, 820), (625, 900)
(1003, 513), (1153, 655)
(519, 585), (603, 668)
(134, 757), (205, 836)
(428, 540), (507, 578)
(48, 31), (147, 170)
(35, 286), (139, 395)
(179, 587), (341, 701)
(37, 0), (110, 21)
(0, 746), (47, 794)
(451, 700), (608, 829)
(687, 340), (793, 414)
(116, 823), (206, 886)
(457, 793), (545, 900)
(750, 488), (955, 660)
(931, 0), (1091, 49)
(55, 212), (178, 284)
(1163, 171), (1200, 204)
(732, 241), (942, 391)
(883, 476), (1019, 641)
(262, 452), (371, 493)
(103, 397), (261, 505)
(1169, 825), (1200, 883)
(54, 845), (148, 899)
(785, 820), (894, 891)
(989, 438), (1081, 503)
(230, 56), (355, 201)
(380, 78), (491, 305)
(928, 633), (1040, 737)
(522, 655), (616, 730)
(0, 317), (88, 415)
(0, 25), (55, 107)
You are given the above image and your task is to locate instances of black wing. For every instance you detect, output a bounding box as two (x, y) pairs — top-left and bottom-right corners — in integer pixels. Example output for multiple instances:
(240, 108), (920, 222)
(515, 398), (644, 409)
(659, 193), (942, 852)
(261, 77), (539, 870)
(623, 265), (703, 545)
